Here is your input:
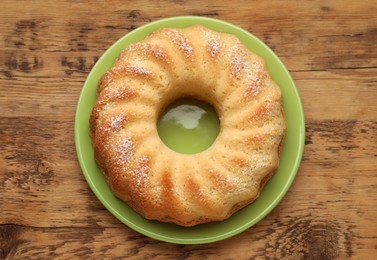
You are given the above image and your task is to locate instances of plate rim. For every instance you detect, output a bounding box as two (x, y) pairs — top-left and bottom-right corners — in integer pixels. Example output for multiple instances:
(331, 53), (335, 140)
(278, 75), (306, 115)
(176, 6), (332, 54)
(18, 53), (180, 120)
(75, 15), (305, 244)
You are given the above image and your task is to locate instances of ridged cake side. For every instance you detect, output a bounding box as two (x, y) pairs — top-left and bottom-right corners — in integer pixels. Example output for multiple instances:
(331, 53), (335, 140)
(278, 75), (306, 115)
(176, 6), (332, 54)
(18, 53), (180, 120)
(90, 25), (286, 226)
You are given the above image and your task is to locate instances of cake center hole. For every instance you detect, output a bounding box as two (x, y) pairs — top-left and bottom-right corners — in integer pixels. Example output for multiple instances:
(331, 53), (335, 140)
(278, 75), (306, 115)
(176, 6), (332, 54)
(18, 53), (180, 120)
(157, 98), (220, 154)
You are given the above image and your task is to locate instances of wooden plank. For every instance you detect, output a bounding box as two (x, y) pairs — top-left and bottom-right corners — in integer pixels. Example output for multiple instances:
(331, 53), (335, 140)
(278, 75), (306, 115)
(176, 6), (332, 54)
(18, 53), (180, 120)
(1, 68), (376, 120)
(0, 1), (376, 72)
(293, 69), (377, 121)
(1, 117), (376, 260)
(1, 0), (377, 259)
(1, 207), (375, 259)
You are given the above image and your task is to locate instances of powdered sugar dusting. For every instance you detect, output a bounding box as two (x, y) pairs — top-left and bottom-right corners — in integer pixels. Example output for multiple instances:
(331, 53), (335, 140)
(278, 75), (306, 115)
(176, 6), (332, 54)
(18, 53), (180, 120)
(245, 80), (261, 97)
(133, 156), (150, 188)
(229, 43), (248, 79)
(147, 44), (171, 63)
(114, 86), (135, 100)
(94, 112), (126, 141)
(99, 62), (154, 87)
(107, 137), (150, 188)
(230, 55), (246, 78)
(109, 113), (127, 130)
(111, 137), (134, 167)
(200, 28), (222, 60)
(96, 113), (128, 139)
(244, 62), (266, 98)
(163, 29), (193, 57)
(208, 38), (221, 58)
(128, 43), (171, 64)
(228, 44), (267, 98)
(250, 101), (272, 121)
(101, 86), (136, 104)
(125, 64), (154, 77)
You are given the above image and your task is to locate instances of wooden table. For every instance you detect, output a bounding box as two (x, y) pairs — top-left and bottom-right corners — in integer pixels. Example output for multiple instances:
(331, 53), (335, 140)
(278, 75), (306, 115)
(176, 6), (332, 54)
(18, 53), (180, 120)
(1, 1), (376, 259)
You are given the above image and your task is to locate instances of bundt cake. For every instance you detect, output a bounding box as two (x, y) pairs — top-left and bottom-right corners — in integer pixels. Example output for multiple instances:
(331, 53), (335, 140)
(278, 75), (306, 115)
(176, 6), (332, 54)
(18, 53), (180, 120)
(90, 25), (286, 226)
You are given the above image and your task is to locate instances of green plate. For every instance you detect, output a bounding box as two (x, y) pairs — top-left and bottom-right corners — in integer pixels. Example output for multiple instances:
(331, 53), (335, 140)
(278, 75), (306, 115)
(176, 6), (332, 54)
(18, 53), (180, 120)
(75, 16), (305, 244)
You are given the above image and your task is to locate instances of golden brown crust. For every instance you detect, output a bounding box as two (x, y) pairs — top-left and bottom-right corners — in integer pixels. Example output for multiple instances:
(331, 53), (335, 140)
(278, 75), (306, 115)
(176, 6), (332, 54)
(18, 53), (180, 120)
(90, 25), (286, 227)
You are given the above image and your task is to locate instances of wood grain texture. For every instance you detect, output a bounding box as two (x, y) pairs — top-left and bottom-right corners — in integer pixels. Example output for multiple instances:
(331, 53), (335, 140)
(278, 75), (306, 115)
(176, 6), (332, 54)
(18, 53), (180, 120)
(1, 0), (376, 259)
